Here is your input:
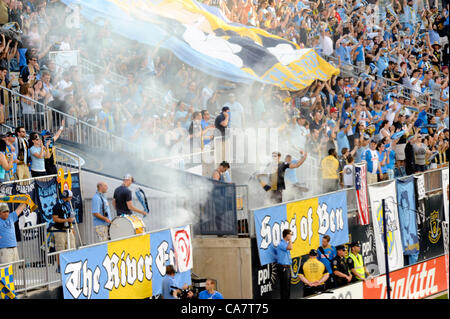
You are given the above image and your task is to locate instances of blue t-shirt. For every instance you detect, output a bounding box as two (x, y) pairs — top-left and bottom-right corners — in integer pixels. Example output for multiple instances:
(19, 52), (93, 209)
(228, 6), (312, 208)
(387, 149), (396, 170)
(417, 110), (428, 134)
(371, 110), (384, 134)
(276, 240), (292, 265)
(0, 211), (19, 248)
(198, 290), (224, 299)
(285, 159), (298, 184)
(92, 192), (112, 227)
(336, 45), (352, 64)
(355, 45), (365, 62)
(161, 275), (177, 299)
(378, 150), (388, 174)
(29, 146), (46, 172)
(337, 130), (350, 156)
(317, 246), (337, 274)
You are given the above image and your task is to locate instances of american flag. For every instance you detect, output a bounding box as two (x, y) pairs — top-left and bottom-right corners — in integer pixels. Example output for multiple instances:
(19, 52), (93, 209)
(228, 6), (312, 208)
(355, 162), (370, 225)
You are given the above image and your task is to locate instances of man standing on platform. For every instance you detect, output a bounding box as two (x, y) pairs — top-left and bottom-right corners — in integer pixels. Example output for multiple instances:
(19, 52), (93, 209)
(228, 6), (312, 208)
(275, 229), (293, 299)
(112, 174), (147, 217)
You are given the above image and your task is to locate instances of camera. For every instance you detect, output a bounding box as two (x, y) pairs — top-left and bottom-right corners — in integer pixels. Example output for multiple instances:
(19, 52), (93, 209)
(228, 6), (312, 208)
(172, 285), (197, 299)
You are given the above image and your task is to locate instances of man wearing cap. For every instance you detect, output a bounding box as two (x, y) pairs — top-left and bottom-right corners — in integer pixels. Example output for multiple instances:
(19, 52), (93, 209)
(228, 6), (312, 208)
(112, 174), (147, 217)
(0, 203), (27, 264)
(298, 249), (329, 297)
(51, 190), (76, 252)
(275, 229), (293, 299)
(347, 241), (372, 282)
(332, 245), (352, 288)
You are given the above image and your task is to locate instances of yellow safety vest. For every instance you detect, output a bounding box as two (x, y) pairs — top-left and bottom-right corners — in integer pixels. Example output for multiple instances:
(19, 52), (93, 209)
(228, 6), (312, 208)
(347, 252), (365, 280)
(302, 258), (326, 283)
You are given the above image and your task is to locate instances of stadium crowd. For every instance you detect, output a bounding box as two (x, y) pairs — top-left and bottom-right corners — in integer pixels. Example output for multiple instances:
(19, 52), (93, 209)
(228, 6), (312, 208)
(0, 0), (448, 195)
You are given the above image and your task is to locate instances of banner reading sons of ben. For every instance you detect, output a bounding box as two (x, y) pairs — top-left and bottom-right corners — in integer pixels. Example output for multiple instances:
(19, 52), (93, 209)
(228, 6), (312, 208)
(254, 191), (348, 266)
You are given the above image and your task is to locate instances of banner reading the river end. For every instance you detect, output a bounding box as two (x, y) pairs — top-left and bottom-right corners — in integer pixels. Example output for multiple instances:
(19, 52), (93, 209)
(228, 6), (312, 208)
(60, 226), (192, 299)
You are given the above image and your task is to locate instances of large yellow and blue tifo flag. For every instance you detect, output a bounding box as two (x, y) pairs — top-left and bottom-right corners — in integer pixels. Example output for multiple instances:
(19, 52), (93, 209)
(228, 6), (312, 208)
(0, 265), (17, 299)
(62, 0), (339, 91)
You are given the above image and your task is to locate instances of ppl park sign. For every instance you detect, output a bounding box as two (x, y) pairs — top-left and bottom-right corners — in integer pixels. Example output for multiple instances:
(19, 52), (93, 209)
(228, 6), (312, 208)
(254, 192), (348, 266)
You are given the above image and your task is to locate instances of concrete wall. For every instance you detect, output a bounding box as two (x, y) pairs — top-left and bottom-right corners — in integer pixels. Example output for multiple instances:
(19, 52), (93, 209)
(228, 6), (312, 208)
(192, 237), (253, 299)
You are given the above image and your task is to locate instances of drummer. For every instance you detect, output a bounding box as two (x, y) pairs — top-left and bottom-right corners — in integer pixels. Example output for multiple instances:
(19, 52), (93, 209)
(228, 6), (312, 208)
(112, 174), (148, 217)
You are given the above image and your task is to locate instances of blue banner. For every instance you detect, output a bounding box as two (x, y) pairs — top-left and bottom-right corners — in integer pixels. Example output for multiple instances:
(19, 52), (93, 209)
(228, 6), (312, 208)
(150, 229), (192, 296)
(396, 177), (419, 255)
(35, 178), (59, 228)
(317, 192), (349, 246)
(254, 204), (288, 266)
(60, 227), (192, 299)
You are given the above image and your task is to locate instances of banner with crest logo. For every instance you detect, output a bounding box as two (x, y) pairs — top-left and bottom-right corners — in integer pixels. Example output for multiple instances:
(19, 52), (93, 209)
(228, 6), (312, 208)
(368, 181), (404, 274)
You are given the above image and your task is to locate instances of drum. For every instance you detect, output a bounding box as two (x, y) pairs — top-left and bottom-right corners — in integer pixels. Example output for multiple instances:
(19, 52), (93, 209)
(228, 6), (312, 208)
(109, 214), (146, 240)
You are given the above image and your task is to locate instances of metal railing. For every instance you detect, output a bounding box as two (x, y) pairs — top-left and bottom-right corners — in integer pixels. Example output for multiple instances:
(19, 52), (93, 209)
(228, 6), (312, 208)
(322, 54), (446, 112)
(2, 84), (145, 159)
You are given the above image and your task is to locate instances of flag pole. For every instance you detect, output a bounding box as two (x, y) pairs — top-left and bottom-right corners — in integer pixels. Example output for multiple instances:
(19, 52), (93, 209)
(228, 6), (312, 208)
(382, 198), (391, 299)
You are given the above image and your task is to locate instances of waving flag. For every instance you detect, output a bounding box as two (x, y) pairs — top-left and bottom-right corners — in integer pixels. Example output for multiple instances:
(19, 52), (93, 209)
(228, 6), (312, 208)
(63, 0), (339, 90)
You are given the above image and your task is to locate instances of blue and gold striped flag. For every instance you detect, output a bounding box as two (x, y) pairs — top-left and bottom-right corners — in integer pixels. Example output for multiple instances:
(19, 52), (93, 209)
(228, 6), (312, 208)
(0, 265), (17, 299)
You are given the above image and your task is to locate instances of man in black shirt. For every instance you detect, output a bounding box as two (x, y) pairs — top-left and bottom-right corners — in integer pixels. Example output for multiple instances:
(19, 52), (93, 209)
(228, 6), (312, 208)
(332, 245), (352, 288)
(112, 174), (147, 217)
(382, 61), (401, 84)
(214, 106), (230, 137)
(256, 151), (308, 203)
(51, 190), (76, 252)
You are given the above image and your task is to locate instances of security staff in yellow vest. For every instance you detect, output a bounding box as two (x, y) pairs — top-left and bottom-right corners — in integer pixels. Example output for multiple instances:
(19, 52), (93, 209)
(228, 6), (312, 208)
(298, 249), (329, 297)
(346, 241), (372, 282)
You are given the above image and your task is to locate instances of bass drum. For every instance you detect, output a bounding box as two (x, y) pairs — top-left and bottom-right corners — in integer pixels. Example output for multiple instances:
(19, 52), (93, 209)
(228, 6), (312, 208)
(109, 214), (146, 240)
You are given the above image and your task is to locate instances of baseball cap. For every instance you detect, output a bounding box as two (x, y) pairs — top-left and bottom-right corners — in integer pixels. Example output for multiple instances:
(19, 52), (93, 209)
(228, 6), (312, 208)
(344, 93), (351, 98)
(40, 129), (52, 137)
(350, 241), (361, 248)
(330, 107), (338, 113)
(5, 132), (15, 137)
(123, 174), (135, 182)
(309, 249), (318, 256)
(336, 245), (346, 251)
(0, 203), (10, 212)
(363, 134), (371, 140)
(62, 189), (73, 199)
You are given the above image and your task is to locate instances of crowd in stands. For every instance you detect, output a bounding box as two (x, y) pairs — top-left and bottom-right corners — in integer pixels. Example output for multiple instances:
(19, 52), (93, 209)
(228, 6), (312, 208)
(0, 0), (448, 195)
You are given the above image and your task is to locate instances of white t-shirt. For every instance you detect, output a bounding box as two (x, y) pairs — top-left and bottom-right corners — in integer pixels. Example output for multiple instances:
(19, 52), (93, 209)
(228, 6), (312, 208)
(410, 77), (422, 97)
(228, 101), (244, 128)
(319, 35), (334, 56)
(202, 87), (214, 109)
(343, 164), (355, 186)
(369, 149), (379, 174)
(88, 84), (105, 111)
(57, 79), (73, 100)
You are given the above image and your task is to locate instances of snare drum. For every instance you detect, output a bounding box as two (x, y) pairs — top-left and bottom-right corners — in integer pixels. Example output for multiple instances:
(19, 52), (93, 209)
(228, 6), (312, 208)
(109, 214), (146, 240)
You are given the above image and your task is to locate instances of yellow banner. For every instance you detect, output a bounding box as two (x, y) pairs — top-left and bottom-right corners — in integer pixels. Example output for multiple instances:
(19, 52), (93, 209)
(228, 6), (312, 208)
(107, 234), (152, 299)
(286, 198), (320, 258)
